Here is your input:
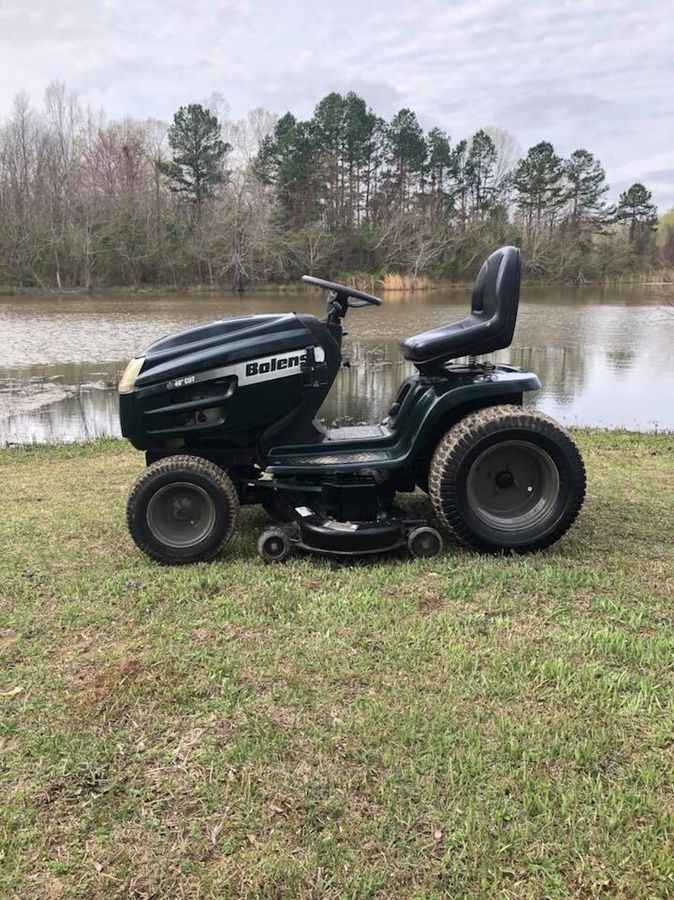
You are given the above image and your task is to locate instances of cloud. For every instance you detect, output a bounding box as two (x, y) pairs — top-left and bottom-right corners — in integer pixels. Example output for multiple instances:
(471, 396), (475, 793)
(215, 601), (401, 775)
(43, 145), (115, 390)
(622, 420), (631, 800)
(644, 168), (674, 184)
(0, 0), (672, 207)
(499, 91), (613, 131)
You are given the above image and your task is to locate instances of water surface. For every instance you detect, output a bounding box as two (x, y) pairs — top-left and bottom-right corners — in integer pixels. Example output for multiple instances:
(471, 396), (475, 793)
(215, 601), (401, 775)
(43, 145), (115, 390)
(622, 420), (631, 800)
(1, 282), (672, 443)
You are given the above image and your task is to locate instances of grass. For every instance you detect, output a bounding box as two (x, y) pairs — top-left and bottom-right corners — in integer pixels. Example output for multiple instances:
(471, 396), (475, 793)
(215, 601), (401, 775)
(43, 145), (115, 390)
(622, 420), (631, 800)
(1, 430), (673, 898)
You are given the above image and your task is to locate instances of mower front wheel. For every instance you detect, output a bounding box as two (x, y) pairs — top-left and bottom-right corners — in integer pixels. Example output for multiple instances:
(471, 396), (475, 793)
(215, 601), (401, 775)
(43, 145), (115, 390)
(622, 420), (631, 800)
(127, 455), (239, 564)
(429, 405), (585, 553)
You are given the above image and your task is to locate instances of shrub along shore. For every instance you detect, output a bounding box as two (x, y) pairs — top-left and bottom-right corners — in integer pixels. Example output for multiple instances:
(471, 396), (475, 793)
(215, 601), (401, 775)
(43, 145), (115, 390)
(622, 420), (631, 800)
(1, 267), (673, 300)
(1, 431), (673, 896)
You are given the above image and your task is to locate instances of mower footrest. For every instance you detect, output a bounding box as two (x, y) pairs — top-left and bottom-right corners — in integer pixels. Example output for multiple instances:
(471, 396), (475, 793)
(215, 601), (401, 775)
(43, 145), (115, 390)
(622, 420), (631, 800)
(267, 449), (390, 473)
(327, 425), (387, 440)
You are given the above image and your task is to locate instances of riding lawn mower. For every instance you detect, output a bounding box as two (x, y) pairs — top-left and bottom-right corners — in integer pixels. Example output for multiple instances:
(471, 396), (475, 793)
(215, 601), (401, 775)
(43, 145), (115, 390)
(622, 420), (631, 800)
(118, 246), (586, 564)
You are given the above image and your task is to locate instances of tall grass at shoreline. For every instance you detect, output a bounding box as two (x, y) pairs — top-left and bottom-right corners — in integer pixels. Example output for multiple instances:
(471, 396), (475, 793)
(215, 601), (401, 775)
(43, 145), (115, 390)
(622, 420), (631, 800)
(1, 269), (673, 298)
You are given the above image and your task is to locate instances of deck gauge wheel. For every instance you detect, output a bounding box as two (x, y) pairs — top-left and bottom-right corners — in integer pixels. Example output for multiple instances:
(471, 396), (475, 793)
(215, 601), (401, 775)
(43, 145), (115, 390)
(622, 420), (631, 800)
(258, 527), (293, 563)
(407, 526), (443, 558)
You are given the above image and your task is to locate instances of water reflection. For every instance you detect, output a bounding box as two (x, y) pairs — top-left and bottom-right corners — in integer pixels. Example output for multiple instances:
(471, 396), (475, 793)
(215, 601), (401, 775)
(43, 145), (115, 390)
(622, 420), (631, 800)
(1, 283), (673, 443)
(2, 385), (123, 444)
(1, 343), (672, 444)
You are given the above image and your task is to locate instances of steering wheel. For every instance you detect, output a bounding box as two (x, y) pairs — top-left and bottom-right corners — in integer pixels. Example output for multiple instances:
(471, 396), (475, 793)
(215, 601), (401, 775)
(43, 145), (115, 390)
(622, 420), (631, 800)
(301, 275), (382, 307)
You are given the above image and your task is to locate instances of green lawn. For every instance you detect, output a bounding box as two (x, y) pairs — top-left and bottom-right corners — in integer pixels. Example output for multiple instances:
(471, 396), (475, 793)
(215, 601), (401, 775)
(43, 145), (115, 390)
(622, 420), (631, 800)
(1, 431), (673, 898)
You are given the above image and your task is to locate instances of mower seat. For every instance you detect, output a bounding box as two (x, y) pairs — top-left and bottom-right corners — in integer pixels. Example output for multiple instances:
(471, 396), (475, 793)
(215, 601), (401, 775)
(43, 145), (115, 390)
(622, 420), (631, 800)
(400, 246), (521, 371)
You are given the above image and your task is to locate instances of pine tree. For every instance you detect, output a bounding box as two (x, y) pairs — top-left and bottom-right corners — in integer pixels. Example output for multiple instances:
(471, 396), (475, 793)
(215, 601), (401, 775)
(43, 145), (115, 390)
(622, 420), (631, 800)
(464, 130), (497, 220)
(564, 149), (609, 230)
(426, 128), (451, 213)
(312, 92), (346, 228)
(614, 183), (658, 248)
(343, 92), (377, 226)
(158, 104), (230, 217)
(447, 139), (469, 229)
(254, 113), (320, 228)
(387, 109), (426, 210)
(513, 141), (566, 235)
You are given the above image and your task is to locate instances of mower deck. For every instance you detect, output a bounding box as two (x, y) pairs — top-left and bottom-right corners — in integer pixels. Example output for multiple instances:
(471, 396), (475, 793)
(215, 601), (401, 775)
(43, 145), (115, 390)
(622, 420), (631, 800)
(258, 506), (443, 562)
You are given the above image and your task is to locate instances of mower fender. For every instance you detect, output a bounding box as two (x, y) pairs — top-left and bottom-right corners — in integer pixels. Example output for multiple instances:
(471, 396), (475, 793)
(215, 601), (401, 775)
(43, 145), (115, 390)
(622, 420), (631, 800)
(264, 369), (541, 475)
(402, 370), (542, 463)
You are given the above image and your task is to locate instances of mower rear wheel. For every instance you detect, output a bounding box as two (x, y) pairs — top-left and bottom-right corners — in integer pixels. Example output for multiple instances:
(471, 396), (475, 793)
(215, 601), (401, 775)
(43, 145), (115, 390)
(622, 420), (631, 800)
(127, 455), (239, 564)
(429, 405), (585, 553)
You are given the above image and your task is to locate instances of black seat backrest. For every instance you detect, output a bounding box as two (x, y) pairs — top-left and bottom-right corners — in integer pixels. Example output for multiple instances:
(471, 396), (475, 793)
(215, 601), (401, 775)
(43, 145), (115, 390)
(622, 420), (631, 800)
(400, 246), (521, 371)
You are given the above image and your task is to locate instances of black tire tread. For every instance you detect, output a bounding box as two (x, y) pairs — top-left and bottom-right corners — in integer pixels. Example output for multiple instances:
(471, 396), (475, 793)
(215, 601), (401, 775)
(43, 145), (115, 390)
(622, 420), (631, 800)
(126, 454), (239, 564)
(429, 404), (586, 553)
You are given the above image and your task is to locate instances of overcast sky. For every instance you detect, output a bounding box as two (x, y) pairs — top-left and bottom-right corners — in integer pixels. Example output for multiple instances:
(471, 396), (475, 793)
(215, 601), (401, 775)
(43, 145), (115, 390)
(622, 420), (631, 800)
(1, 0), (672, 209)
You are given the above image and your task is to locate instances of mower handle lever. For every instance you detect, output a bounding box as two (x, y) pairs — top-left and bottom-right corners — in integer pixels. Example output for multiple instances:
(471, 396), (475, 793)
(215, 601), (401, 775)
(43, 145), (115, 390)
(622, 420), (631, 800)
(301, 275), (382, 307)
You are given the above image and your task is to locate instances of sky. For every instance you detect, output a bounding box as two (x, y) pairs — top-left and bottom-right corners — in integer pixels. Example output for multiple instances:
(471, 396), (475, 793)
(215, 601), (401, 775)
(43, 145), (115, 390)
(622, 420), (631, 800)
(0, 0), (672, 210)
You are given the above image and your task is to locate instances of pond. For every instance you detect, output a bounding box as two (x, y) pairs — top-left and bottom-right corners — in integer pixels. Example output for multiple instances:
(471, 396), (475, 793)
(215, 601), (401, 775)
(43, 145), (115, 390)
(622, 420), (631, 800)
(1, 282), (673, 444)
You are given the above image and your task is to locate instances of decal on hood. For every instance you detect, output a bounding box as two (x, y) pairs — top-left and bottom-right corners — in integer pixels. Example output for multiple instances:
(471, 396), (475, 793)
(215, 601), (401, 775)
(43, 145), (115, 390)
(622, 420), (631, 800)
(166, 346), (326, 390)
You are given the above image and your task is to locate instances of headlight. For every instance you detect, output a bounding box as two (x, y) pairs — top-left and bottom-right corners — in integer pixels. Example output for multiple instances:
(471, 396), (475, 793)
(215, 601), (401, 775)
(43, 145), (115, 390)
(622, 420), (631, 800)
(118, 356), (145, 393)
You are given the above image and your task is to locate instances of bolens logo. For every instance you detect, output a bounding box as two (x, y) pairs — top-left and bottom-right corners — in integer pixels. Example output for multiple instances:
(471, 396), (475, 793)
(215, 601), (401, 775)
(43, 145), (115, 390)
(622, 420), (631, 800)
(245, 351), (306, 378)
(163, 347), (325, 392)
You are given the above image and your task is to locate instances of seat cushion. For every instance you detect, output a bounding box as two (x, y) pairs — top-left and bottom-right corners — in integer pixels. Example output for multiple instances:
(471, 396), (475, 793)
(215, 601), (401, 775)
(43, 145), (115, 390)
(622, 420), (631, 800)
(400, 246), (520, 367)
(401, 313), (491, 362)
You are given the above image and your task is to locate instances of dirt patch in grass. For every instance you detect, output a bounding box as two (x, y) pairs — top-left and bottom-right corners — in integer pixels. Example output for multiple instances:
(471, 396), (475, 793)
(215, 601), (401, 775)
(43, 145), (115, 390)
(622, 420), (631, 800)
(67, 654), (147, 714)
(419, 590), (448, 615)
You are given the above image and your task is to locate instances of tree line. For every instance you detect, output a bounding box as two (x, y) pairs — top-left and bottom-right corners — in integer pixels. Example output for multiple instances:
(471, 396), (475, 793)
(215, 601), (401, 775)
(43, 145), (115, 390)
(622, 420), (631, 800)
(0, 83), (670, 291)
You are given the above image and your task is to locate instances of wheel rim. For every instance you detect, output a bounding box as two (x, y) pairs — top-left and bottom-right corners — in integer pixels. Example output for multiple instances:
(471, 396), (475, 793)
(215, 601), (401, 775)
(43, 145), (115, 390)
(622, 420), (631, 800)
(146, 482), (217, 549)
(411, 529), (440, 557)
(263, 534), (286, 558)
(466, 440), (560, 533)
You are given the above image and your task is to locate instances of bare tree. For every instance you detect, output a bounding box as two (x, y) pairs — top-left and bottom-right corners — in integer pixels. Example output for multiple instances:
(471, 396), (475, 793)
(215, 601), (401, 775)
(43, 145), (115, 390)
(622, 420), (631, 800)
(0, 93), (45, 283)
(224, 107), (277, 167)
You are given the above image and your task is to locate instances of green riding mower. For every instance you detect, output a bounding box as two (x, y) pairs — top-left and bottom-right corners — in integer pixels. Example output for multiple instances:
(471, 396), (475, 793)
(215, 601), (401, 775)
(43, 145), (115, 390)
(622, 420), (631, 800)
(118, 246), (585, 563)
